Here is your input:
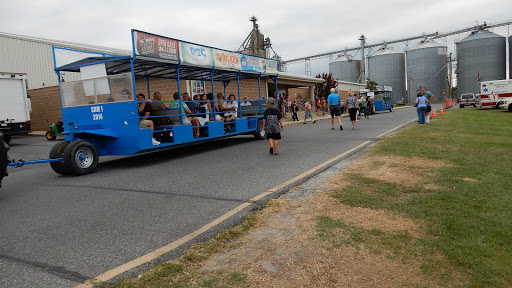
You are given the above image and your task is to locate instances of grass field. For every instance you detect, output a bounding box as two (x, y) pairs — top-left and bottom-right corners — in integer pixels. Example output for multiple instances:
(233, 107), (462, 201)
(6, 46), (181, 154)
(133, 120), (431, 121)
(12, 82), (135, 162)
(103, 108), (512, 288)
(332, 108), (512, 287)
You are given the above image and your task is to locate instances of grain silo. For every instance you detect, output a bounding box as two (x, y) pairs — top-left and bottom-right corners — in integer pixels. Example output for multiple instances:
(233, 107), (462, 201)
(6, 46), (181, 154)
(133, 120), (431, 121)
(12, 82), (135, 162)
(456, 29), (506, 96)
(406, 39), (448, 103)
(329, 53), (361, 83)
(368, 45), (406, 103)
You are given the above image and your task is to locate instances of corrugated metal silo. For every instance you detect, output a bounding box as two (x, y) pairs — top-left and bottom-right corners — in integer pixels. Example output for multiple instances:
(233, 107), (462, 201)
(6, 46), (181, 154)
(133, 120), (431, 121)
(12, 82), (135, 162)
(456, 29), (506, 95)
(406, 39), (447, 103)
(329, 54), (361, 83)
(368, 46), (406, 103)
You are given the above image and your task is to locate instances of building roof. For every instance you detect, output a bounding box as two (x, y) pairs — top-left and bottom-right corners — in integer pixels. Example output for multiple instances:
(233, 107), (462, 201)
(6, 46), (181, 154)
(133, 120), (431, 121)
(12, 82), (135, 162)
(0, 31), (131, 55)
(277, 72), (325, 83)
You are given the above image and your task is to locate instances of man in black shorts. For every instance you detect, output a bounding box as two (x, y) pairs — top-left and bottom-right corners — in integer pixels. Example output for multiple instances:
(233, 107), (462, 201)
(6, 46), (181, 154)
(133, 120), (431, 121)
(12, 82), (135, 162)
(327, 88), (343, 130)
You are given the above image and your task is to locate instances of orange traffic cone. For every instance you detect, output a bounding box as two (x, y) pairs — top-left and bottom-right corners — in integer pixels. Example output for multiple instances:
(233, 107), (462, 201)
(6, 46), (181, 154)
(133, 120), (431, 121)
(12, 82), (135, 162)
(431, 106), (436, 118)
(440, 107), (444, 115)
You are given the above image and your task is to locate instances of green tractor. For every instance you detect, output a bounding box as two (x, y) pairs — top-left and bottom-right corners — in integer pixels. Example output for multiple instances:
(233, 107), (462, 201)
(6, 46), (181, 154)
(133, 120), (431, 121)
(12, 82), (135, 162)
(45, 120), (64, 141)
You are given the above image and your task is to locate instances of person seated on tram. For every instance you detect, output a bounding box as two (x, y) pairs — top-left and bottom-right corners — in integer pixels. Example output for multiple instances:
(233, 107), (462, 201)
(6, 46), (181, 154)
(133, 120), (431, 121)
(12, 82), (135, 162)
(193, 94), (201, 104)
(240, 96), (252, 106)
(214, 93), (232, 132)
(214, 93), (226, 119)
(224, 94), (238, 119)
(197, 93), (212, 126)
(182, 92), (198, 115)
(136, 93), (160, 145)
(120, 88), (131, 100)
(150, 91), (168, 110)
(170, 92), (201, 138)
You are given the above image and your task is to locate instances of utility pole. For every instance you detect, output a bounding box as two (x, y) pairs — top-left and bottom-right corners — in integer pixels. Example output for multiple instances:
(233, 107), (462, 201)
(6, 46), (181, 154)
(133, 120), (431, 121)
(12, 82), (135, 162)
(359, 34), (366, 84)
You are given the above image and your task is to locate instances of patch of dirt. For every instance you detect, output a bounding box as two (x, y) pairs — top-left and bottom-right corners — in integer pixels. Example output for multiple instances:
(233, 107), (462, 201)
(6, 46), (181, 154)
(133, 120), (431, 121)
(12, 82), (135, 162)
(203, 194), (436, 287)
(322, 155), (449, 189)
(199, 154), (457, 287)
(306, 192), (422, 238)
(463, 177), (479, 183)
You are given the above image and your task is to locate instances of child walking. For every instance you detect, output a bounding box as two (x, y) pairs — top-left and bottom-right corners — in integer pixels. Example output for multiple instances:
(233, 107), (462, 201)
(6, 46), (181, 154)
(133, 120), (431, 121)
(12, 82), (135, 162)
(263, 98), (283, 155)
(364, 96), (372, 119)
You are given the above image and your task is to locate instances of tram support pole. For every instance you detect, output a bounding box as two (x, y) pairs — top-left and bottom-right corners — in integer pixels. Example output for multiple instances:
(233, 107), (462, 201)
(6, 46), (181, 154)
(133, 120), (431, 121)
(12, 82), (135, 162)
(177, 62), (183, 125)
(210, 68), (216, 120)
(258, 73), (262, 115)
(237, 71), (241, 117)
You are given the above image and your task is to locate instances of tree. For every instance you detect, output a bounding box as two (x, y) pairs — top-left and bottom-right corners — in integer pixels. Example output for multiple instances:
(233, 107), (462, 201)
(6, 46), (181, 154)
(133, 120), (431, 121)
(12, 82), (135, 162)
(366, 80), (378, 91)
(451, 86), (457, 97)
(314, 73), (337, 99)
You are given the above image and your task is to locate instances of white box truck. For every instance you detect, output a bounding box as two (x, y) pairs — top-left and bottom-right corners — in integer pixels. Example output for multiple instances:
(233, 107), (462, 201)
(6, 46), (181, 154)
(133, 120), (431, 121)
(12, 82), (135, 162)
(479, 79), (512, 108)
(0, 73), (32, 143)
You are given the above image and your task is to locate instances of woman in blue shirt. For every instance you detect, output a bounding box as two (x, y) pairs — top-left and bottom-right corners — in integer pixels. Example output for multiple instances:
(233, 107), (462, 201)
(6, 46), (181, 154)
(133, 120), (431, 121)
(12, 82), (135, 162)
(415, 92), (430, 124)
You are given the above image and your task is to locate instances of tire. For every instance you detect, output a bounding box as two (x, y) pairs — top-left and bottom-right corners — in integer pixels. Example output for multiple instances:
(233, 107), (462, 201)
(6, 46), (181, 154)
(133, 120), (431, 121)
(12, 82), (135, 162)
(460, 105), (464, 108)
(508, 104), (512, 112)
(46, 131), (56, 141)
(63, 140), (98, 176)
(253, 119), (266, 140)
(49, 141), (70, 175)
(3, 135), (11, 144)
(0, 132), (10, 189)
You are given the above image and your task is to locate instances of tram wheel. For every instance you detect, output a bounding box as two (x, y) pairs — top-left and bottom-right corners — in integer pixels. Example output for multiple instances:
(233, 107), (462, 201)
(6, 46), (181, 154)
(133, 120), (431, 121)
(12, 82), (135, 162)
(253, 119), (266, 140)
(49, 141), (70, 175)
(63, 140), (99, 176)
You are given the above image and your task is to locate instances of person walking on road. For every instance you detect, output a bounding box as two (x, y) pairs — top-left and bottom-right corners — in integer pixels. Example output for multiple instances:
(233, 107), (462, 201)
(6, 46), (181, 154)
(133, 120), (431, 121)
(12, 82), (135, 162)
(315, 97), (321, 116)
(303, 99), (316, 124)
(415, 92), (429, 124)
(291, 100), (299, 121)
(421, 87), (434, 124)
(321, 97), (327, 116)
(346, 92), (358, 129)
(263, 98), (283, 155)
(364, 96), (372, 119)
(327, 88), (343, 130)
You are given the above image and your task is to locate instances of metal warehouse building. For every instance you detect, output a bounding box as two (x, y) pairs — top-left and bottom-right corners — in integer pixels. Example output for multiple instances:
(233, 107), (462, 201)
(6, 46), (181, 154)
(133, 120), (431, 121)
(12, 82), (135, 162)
(0, 32), (322, 131)
(0, 32), (131, 90)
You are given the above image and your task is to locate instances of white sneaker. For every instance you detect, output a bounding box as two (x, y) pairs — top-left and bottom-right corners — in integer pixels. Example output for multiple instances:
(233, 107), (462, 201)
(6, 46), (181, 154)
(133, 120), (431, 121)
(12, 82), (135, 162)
(152, 138), (160, 145)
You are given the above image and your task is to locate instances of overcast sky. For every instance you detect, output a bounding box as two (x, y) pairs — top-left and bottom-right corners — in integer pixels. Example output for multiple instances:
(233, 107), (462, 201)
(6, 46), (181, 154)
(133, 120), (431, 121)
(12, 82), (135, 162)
(1, 0), (511, 76)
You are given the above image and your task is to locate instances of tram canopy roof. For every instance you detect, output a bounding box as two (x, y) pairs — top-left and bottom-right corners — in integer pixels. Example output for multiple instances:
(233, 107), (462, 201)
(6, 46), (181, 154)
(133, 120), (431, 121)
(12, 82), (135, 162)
(55, 55), (274, 82)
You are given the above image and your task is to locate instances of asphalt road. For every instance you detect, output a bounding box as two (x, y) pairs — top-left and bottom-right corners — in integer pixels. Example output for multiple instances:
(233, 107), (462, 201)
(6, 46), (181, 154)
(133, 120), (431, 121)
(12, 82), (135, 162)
(0, 107), (418, 287)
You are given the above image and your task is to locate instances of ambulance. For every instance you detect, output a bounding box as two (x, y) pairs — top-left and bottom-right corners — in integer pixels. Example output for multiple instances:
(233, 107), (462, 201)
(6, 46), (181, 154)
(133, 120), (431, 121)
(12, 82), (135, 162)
(479, 79), (512, 108)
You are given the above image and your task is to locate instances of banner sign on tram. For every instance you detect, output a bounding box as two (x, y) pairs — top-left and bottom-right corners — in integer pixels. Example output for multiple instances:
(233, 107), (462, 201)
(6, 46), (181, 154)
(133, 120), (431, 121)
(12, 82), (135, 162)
(240, 55), (263, 72)
(265, 59), (278, 74)
(180, 42), (214, 67)
(132, 30), (278, 74)
(133, 31), (179, 61)
(212, 49), (241, 70)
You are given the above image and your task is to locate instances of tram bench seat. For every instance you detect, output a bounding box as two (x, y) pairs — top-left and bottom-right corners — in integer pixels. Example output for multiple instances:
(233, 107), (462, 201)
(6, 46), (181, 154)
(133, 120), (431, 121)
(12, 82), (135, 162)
(152, 108), (180, 126)
(241, 103), (266, 117)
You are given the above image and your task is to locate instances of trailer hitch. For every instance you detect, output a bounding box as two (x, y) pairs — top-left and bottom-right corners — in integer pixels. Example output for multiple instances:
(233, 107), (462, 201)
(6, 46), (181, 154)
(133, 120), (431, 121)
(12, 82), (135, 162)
(9, 159), (25, 168)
